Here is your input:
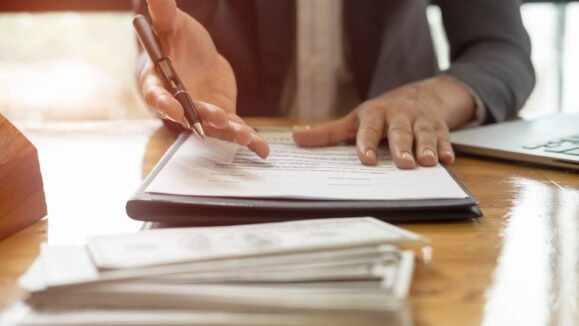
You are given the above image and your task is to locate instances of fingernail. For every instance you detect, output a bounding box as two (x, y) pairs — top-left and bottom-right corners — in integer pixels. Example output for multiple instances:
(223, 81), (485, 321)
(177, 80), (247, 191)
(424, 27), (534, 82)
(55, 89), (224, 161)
(401, 151), (414, 162)
(423, 149), (436, 158)
(365, 149), (377, 162)
(442, 149), (455, 161)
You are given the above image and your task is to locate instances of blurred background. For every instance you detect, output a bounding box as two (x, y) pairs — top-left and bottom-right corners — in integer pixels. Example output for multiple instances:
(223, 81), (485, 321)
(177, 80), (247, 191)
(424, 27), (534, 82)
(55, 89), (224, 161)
(0, 1), (578, 124)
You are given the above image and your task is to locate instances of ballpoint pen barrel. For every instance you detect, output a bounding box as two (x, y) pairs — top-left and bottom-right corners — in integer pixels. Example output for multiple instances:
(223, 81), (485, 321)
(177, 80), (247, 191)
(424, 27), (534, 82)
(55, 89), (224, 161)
(156, 59), (204, 135)
(174, 91), (201, 125)
(175, 91), (205, 138)
(155, 58), (181, 92)
(132, 14), (206, 138)
(133, 15), (165, 63)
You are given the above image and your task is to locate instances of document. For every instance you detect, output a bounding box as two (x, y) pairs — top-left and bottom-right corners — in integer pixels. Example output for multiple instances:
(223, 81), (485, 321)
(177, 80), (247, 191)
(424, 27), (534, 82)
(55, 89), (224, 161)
(18, 217), (418, 326)
(145, 128), (468, 200)
(87, 217), (423, 269)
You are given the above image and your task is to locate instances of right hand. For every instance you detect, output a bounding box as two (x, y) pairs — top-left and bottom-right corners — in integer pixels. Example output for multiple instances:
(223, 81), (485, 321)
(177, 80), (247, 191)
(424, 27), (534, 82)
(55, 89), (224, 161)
(139, 0), (269, 158)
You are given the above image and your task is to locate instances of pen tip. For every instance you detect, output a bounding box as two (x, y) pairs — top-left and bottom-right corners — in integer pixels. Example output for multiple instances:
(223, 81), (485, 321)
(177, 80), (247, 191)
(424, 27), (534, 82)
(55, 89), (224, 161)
(193, 123), (205, 139)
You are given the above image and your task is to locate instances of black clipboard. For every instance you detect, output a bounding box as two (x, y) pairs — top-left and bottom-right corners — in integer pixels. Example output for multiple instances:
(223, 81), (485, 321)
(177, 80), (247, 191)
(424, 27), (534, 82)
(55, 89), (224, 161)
(127, 132), (482, 225)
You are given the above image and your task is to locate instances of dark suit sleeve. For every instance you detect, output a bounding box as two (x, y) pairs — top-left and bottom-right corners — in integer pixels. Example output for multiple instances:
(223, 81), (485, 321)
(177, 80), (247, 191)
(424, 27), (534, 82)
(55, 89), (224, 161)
(436, 0), (535, 122)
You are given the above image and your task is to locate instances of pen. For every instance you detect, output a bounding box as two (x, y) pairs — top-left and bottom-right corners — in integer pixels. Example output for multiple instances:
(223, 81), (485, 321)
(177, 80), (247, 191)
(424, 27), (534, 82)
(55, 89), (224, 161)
(133, 14), (205, 138)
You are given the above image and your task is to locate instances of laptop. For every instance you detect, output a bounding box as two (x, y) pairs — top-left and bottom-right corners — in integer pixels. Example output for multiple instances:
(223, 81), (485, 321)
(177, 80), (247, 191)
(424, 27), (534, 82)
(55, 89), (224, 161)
(450, 113), (579, 170)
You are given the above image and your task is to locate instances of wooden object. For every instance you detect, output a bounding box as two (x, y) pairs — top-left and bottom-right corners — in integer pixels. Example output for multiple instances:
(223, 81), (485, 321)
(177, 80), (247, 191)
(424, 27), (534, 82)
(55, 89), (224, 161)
(0, 114), (47, 241)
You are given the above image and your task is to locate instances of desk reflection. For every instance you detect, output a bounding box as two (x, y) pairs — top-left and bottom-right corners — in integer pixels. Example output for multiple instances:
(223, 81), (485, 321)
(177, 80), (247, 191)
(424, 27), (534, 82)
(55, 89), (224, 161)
(483, 177), (579, 326)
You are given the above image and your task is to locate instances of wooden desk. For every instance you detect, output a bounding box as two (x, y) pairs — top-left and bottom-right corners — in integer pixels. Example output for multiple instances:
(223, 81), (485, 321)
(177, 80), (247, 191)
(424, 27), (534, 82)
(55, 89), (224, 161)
(0, 119), (578, 326)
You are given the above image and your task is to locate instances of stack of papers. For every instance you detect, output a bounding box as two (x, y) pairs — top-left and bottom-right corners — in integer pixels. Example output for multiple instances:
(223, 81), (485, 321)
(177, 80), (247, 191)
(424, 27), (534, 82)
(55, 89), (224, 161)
(17, 217), (424, 326)
(126, 128), (481, 224)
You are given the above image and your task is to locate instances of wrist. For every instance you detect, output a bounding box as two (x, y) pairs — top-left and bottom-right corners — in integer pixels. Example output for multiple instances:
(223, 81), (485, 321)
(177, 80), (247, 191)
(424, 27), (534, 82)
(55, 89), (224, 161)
(418, 75), (476, 129)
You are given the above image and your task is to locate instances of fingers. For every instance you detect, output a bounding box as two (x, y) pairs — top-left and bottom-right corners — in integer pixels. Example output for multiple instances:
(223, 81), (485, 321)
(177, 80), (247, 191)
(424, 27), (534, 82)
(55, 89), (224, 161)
(352, 100), (452, 169)
(139, 63), (269, 158)
(140, 64), (226, 127)
(291, 104), (451, 168)
(247, 132), (270, 159)
(204, 120), (252, 146)
(355, 107), (384, 166)
(413, 119), (438, 167)
(204, 119), (270, 159)
(193, 101), (228, 129)
(412, 119), (455, 167)
(225, 115), (270, 158)
(436, 124), (455, 165)
(386, 117), (416, 169)
(292, 115), (358, 147)
(140, 64), (185, 123)
(147, 0), (178, 33)
(388, 116), (454, 169)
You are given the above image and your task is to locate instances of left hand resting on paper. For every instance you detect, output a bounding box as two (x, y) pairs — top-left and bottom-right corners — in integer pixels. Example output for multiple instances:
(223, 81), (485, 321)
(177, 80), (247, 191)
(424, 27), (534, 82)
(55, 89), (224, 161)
(292, 75), (476, 169)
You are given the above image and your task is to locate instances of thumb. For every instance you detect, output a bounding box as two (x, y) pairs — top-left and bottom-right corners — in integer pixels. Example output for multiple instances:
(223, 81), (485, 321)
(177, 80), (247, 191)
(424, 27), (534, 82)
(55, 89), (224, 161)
(147, 0), (178, 33)
(292, 115), (358, 147)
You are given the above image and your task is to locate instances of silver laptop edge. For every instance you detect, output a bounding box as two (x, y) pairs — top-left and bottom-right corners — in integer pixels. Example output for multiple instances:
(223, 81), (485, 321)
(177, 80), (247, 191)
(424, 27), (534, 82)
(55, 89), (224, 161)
(450, 113), (579, 170)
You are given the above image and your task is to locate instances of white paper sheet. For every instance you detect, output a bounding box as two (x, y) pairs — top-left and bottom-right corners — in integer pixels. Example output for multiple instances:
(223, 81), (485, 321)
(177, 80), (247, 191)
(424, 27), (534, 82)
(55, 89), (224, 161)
(145, 129), (467, 200)
(18, 244), (98, 292)
(87, 217), (424, 269)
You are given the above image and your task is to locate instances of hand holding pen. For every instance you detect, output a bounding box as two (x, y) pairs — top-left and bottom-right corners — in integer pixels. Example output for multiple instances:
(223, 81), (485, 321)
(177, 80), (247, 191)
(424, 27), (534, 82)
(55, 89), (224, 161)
(134, 14), (205, 138)
(135, 0), (269, 157)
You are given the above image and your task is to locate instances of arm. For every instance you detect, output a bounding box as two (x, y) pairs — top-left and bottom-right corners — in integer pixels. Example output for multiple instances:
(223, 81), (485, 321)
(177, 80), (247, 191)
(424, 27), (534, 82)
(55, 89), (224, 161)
(293, 0), (534, 168)
(438, 0), (535, 122)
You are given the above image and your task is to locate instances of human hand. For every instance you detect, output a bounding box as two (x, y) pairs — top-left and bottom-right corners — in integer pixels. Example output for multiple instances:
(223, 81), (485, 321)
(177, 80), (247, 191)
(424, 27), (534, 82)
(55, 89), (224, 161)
(292, 76), (476, 169)
(139, 0), (269, 158)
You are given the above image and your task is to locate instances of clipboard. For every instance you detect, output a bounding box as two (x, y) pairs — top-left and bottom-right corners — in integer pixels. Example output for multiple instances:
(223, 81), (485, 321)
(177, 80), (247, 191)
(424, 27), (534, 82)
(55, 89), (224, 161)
(126, 132), (482, 225)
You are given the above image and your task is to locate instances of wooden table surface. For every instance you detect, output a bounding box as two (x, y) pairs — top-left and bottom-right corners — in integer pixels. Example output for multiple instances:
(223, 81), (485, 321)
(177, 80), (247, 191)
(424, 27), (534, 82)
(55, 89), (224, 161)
(0, 118), (578, 326)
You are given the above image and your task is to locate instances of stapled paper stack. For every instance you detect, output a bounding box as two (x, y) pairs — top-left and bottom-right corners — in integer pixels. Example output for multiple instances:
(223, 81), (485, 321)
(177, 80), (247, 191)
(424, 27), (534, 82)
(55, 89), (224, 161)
(17, 217), (425, 326)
